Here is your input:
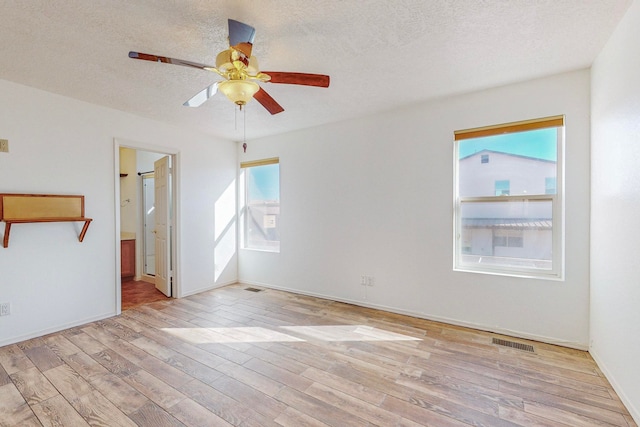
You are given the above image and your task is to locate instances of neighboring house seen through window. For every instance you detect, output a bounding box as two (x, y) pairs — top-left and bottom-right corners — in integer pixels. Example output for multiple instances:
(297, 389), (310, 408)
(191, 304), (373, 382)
(454, 116), (564, 278)
(545, 177), (557, 194)
(241, 158), (280, 252)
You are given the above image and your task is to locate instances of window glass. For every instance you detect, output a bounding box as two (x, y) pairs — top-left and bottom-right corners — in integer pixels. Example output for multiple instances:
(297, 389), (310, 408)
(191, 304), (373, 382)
(454, 117), (563, 278)
(244, 162), (280, 252)
(545, 177), (557, 194)
(460, 199), (552, 269)
(458, 128), (557, 198)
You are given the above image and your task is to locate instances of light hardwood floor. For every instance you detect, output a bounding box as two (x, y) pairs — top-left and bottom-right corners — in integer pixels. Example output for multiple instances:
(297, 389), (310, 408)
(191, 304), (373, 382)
(122, 279), (170, 310)
(0, 284), (636, 426)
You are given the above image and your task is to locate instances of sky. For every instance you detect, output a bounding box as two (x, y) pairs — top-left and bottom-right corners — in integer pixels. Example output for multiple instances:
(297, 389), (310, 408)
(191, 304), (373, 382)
(458, 128), (558, 161)
(248, 163), (280, 201)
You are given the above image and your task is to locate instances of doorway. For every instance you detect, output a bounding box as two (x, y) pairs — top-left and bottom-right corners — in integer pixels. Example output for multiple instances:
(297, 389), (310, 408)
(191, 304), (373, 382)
(115, 140), (179, 313)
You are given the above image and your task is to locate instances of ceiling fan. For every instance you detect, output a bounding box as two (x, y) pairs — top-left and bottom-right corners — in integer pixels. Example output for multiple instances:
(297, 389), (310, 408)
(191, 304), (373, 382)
(129, 19), (330, 115)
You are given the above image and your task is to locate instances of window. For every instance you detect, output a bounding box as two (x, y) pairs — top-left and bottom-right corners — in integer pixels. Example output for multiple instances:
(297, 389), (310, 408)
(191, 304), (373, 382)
(454, 116), (564, 278)
(493, 230), (523, 248)
(241, 158), (280, 252)
(481, 154), (489, 164)
(494, 180), (510, 196)
(545, 177), (556, 194)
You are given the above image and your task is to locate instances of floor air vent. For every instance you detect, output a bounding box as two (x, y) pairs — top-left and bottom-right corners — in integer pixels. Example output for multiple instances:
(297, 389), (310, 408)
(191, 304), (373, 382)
(492, 338), (535, 353)
(244, 287), (263, 293)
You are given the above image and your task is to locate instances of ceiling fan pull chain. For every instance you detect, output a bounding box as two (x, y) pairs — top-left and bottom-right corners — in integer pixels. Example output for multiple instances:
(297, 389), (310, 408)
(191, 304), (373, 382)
(243, 106), (247, 149)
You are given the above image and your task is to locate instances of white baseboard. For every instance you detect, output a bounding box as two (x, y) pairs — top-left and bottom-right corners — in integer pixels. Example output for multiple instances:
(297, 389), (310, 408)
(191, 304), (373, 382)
(141, 274), (155, 283)
(0, 311), (116, 347)
(589, 348), (640, 425)
(238, 279), (588, 350)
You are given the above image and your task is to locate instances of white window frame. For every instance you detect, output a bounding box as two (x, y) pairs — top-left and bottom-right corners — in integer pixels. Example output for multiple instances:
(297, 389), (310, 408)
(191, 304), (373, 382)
(240, 157), (280, 253)
(453, 116), (564, 280)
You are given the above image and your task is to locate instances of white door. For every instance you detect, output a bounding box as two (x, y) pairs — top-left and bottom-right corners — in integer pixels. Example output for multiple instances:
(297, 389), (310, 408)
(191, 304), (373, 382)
(154, 156), (171, 297)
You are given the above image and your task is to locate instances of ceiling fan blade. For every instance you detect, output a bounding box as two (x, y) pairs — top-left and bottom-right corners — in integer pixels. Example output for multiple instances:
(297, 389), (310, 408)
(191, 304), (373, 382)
(183, 82), (219, 107)
(253, 87), (284, 115)
(129, 51), (215, 71)
(228, 19), (255, 59)
(262, 72), (330, 88)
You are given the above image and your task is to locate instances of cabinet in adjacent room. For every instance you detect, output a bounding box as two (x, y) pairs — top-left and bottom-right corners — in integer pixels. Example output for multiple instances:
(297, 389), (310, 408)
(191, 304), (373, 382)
(121, 238), (135, 280)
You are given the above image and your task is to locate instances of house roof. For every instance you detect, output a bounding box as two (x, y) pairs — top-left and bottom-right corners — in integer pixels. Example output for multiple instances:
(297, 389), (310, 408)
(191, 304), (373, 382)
(0, 1), (632, 141)
(459, 149), (557, 163)
(462, 218), (552, 230)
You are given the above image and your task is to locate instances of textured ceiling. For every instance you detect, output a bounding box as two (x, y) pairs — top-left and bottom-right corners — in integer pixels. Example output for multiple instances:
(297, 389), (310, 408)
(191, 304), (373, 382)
(0, 1), (632, 141)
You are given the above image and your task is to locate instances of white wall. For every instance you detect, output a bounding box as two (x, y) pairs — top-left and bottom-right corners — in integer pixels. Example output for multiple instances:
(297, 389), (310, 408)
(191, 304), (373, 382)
(591, 0), (640, 421)
(119, 147), (137, 234)
(239, 69), (591, 349)
(136, 150), (165, 174)
(0, 79), (237, 346)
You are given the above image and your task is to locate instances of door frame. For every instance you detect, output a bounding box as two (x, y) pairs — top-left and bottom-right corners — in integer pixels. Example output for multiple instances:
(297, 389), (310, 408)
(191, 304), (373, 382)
(113, 138), (181, 314)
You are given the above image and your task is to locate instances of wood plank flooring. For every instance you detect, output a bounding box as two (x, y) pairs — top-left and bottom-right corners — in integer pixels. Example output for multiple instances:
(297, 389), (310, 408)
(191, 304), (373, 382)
(122, 279), (170, 310)
(0, 284), (636, 426)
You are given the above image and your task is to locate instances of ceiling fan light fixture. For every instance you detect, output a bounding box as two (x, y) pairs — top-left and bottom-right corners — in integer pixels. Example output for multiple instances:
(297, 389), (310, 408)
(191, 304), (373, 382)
(218, 80), (260, 106)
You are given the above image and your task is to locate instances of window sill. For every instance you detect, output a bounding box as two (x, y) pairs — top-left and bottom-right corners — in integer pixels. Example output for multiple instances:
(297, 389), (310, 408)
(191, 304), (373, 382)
(453, 266), (564, 281)
(241, 247), (280, 254)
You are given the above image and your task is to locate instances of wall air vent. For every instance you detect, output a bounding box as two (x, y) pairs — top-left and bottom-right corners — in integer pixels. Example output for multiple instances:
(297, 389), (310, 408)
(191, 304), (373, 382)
(244, 287), (264, 292)
(492, 338), (535, 353)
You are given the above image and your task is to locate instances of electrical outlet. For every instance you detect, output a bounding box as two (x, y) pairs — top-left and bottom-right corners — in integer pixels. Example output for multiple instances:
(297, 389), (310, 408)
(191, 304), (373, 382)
(0, 303), (10, 316)
(0, 139), (8, 153)
(360, 275), (375, 286)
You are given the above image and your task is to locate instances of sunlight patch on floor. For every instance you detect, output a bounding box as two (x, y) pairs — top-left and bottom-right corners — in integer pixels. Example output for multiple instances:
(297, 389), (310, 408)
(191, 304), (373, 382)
(161, 324), (421, 344)
(281, 325), (422, 342)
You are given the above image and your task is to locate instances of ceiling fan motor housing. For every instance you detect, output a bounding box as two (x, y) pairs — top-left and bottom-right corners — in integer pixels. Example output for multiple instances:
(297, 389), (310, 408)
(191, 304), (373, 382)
(216, 49), (260, 77)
